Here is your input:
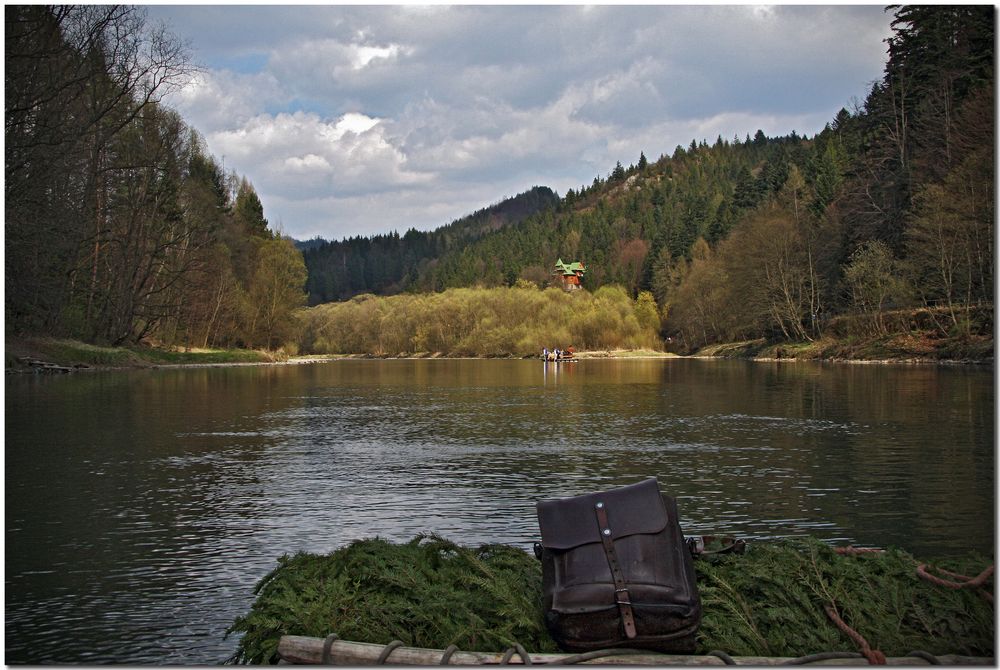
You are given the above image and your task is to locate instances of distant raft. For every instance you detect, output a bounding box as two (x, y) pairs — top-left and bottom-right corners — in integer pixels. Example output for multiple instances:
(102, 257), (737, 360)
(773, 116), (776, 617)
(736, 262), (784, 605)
(541, 347), (576, 362)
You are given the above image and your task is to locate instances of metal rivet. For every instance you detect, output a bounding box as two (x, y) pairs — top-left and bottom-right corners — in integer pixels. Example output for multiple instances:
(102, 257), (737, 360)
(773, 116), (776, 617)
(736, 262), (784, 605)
(595, 502), (604, 509)
(603, 529), (611, 536)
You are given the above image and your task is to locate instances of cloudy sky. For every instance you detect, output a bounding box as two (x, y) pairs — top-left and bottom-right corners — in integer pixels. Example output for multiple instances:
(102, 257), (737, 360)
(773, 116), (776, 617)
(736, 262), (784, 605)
(149, 5), (894, 241)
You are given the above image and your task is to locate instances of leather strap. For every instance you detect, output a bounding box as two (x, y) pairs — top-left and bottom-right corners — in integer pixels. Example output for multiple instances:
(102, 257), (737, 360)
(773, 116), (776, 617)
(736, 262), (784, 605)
(594, 501), (637, 639)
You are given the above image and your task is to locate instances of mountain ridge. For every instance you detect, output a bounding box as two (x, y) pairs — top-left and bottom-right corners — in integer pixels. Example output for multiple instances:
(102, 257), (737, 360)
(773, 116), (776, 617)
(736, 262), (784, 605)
(301, 185), (559, 303)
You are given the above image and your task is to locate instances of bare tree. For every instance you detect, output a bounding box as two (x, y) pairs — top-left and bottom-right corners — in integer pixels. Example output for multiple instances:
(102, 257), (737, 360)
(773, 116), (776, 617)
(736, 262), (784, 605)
(6, 5), (195, 339)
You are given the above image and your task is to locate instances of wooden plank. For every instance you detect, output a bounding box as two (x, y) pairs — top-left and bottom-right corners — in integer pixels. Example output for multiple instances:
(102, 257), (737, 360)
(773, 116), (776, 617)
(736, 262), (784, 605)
(277, 636), (994, 666)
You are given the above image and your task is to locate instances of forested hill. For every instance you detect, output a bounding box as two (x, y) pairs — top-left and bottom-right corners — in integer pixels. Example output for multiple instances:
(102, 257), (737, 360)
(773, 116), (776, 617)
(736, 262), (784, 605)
(303, 5), (993, 354)
(409, 132), (809, 294)
(301, 186), (558, 303)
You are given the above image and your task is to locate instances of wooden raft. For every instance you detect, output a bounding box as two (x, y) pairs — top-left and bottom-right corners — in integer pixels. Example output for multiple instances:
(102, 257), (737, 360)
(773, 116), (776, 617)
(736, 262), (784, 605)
(277, 636), (994, 666)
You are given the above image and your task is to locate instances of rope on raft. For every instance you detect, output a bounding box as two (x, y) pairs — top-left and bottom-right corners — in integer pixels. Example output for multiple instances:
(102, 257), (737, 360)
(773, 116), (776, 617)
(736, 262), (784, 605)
(706, 650), (737, 664)
(500, 644), (533, 665)
(439, 644), (459, 665)
(828, 546), (994, 664)
(321, 633), (339, 665)
(781, 652), (867, 665)
(821, 547), (887, 665)
(376, 640), (405, 664)
(824, 604), (886, 665)
(916, 563), (994, 603)
(833, 546), (885, 556)
(833, 544), (995, 603)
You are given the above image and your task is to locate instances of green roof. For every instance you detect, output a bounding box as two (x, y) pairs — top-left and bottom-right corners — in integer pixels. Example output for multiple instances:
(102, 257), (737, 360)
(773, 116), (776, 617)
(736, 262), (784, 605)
(553, 259), (586, 276)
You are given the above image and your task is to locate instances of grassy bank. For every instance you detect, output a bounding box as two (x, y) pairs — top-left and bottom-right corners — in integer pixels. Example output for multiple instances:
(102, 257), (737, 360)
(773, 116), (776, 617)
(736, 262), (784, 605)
(695, 333), (993, 364)
(227, 535), (994, 664)
(4, 335), (676, 373)
(5, 336), (285, 372)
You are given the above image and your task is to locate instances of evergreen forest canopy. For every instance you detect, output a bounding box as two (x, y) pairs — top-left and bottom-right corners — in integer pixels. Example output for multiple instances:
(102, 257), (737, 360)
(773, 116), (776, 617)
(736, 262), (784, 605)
(301, 5), (994, 355)
(5, 5), (307, 349)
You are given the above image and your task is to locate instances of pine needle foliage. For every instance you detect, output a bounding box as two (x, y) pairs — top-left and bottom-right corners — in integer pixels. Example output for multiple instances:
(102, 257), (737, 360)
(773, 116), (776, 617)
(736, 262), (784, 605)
(227, 536), (993, 664)
(226, 535), (557, 663)
(695, 540), (993, 658)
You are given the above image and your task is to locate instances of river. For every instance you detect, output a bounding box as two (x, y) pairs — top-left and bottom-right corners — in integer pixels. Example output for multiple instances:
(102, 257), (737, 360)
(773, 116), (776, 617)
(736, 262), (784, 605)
(5, 358), (994, 663)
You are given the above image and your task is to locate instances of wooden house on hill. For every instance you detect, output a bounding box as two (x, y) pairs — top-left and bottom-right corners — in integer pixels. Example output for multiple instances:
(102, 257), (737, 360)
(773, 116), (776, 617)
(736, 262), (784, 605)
(553, 258), (586, 290)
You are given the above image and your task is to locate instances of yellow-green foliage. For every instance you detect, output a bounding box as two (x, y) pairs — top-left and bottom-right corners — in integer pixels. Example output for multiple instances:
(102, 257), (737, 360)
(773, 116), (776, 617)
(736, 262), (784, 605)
(227, 536), (994, 664)
(296, 286), (662, 356)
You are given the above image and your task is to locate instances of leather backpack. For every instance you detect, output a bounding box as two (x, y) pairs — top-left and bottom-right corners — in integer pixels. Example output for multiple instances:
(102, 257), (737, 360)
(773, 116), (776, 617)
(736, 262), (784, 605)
(535, 478), (702, 653)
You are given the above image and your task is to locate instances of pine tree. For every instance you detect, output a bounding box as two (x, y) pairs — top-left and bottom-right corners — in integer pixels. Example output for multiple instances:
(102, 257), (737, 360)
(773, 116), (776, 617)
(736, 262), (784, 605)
(610, 161), (626, 182)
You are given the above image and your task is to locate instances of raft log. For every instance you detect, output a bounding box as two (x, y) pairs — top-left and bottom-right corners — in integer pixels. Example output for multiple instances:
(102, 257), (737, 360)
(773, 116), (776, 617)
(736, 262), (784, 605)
(277, 635), (994, 665)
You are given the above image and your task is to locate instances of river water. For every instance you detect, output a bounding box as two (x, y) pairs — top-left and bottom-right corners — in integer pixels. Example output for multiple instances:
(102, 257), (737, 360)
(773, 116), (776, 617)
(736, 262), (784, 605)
(5, 358), (994, 664)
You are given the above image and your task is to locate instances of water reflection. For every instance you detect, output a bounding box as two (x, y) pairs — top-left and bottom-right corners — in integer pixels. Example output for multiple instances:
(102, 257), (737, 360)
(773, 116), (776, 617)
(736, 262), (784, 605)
(5, 359), (994, 663)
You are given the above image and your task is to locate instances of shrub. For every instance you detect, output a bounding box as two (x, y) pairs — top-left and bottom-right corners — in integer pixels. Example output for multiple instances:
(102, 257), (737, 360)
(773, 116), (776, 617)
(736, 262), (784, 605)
(297, 286), (662, 356)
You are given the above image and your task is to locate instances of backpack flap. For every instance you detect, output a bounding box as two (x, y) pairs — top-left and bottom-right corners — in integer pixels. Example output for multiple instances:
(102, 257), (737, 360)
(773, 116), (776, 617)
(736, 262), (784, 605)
(536, 477), (668, 550)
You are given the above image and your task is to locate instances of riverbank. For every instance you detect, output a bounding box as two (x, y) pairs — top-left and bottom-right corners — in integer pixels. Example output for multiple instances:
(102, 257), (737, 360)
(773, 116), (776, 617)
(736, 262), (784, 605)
(8, 332), (993, 374)
(4, 336), (287, 373)
(4, 337), (676, 373)
(324, 348), (675, 360)
(694, 332), (993, 365)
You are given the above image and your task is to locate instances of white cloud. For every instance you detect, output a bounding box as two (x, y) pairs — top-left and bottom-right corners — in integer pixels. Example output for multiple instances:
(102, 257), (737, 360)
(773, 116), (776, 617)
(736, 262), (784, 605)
(285, 154), (331, 172)
(265, 37), (413, 103)
(397, 92), (606, 181)
(148, 5), (894, 241)
(350, 43), (403, 70)
(334, 113), (380, 137)
(171, 70), (283, 132)
(206, 111), (431, 198)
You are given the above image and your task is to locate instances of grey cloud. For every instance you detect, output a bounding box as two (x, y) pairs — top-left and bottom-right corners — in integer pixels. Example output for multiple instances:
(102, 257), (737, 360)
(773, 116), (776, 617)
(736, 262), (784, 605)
(149, 5), (893, 240)
(268, 176), (538, 241)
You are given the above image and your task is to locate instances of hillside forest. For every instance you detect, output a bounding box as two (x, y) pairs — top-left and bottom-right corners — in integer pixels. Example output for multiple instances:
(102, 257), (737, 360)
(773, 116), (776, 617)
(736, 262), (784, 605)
(5, 5), (994, 358)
